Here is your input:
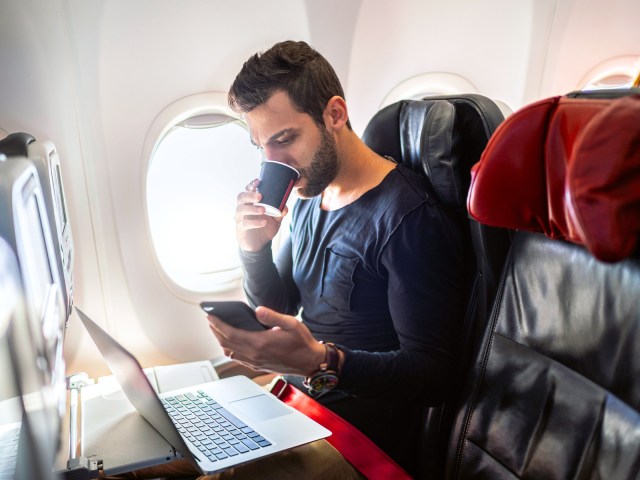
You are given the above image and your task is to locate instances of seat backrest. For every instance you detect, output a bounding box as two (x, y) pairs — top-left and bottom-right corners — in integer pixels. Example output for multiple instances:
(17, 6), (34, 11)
(448, 89), (640, 479)
(0, 236), (60, 478)
(0, 153), (67, 463)
(362, 94), (512, 477)
(0, 132), (74, 318)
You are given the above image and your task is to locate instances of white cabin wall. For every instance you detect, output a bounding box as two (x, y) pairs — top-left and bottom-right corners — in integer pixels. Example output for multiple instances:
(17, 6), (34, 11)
(540, 0), (640, 97)
(61, 0), (321, 376)
(1, 0), (638, 378)
(302, 0), (364, 95)
(0, 0), (111, 376)
(346, 0), (558, 133)
(346, 0), (639, 133)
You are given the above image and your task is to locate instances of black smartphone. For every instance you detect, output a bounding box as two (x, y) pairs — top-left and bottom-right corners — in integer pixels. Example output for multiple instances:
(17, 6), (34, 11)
(200, 301), (268, 332)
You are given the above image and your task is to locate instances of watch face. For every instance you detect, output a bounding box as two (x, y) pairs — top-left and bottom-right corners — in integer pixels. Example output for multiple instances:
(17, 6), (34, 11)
(306, 372), (339, 394)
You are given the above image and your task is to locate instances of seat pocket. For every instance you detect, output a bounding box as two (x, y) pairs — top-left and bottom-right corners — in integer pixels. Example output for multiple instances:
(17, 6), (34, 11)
(320, 249), (358, 311)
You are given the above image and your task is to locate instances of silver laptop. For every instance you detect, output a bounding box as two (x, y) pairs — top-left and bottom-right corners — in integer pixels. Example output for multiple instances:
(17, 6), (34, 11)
(75, 307), (330, 475)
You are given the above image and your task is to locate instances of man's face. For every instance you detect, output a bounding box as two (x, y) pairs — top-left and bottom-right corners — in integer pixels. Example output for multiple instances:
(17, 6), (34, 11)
(244, 91), (338, 198)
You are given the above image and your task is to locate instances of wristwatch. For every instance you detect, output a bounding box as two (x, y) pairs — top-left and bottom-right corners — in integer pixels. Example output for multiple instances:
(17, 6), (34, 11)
(304, 342), (340, 395)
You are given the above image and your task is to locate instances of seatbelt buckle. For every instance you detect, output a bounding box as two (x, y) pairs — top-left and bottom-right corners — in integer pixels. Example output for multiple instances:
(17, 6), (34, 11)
(268, 375), (288, 399)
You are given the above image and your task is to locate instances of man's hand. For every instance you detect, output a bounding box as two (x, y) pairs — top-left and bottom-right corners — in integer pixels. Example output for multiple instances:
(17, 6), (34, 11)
(208, 306), (326, 377)
(235, 179), (288, 252)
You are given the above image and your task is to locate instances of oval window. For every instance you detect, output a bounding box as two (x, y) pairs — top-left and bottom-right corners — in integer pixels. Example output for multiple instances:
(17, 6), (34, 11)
(580, 55), (640, 91)
(146, 98), (262, 293)
(380, 72), (478, 109)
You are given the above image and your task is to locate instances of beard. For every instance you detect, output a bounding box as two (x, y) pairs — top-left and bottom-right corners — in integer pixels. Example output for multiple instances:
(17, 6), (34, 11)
(296, 126), (339, 198)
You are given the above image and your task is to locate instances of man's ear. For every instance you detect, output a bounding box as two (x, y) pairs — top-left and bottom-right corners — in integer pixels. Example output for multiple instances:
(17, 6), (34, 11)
(324, 96), (349, 130)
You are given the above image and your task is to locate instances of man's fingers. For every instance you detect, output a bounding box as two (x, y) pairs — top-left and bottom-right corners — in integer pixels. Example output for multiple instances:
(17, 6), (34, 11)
(245, 178), (260, 192)
(255, 307), (296, 329)
(235, 203), (267, 227)
(208, 315), (246, 343)
(208, 315), (266, 347)
(237, 190), (262, 206)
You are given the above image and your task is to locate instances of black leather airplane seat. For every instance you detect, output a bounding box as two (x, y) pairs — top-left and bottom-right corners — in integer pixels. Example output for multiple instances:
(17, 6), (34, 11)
(362, 95), (512, 478)
(447, 90), (640, 479)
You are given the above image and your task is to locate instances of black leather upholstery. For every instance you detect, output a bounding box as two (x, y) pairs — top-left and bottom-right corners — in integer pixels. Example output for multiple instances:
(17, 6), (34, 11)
(449, 232), (640, 479)
(0, 132), (36, 156)
(447, 89), (640, 479)
(362, 95), (511, 478)
(363, 96), (511, 368)
(362, 95), (505, 212)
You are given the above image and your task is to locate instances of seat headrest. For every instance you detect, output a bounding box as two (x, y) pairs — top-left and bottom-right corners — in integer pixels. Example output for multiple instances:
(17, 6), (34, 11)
(0, 132), (36, 157)
(468, 91), (640, 262)
(362, 95), (504, 211)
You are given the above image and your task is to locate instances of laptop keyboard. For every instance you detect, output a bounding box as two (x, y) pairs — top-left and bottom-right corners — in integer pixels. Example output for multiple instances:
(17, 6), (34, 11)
(162, 390), (271, 463)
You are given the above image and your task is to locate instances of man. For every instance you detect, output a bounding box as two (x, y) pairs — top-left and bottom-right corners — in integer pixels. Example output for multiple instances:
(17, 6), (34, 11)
(208, 40), (468, 475)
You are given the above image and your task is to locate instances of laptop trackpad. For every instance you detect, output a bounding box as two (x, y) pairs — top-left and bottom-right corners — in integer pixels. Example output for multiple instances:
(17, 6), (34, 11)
(229, 394), (292, 422)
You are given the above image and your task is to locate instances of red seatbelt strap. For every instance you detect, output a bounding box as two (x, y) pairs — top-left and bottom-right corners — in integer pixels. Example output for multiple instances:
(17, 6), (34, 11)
(270, 377), (413, 480)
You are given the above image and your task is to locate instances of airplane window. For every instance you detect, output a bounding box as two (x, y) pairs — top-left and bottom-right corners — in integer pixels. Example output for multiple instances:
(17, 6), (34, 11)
(580, 55), (640, 91)
(378, 72), (513, 119)
(147, 116), (263, 293)
(380, 72), (478, 110)
(583, 73), (637, 90)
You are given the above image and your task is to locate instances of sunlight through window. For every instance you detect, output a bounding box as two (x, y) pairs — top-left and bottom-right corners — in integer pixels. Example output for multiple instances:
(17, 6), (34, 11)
(147, 118), (262, 292)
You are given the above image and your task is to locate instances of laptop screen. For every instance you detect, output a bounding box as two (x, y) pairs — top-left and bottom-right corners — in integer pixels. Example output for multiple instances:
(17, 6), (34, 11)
(75, 308), (195, 462)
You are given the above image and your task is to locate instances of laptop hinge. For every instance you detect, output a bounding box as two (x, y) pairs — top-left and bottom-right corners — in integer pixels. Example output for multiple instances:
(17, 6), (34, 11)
(66, 372), (92, 461)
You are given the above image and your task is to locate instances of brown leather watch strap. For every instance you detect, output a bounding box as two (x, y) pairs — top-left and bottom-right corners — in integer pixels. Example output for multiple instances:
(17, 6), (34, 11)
(323, 342), (340, 374)
(303, 342), (340, 395)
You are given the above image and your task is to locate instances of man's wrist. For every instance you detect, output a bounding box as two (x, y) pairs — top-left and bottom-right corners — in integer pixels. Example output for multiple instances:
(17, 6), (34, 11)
(306, 342), (328, 377)
(304, 342), (341, 395)
(238, 241), (272, 256)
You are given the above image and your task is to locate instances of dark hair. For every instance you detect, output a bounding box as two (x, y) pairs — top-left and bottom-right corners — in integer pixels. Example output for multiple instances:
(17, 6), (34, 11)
(228, 40), (351, 129)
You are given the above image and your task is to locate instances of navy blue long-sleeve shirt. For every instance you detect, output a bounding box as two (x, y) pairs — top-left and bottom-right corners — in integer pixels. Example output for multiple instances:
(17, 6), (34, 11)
(240, 165), (467, 405)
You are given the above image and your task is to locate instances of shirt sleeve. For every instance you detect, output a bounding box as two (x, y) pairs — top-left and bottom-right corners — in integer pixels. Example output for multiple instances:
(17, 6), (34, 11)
(239, 235), (301, 315)
(336, 203), (469, 405)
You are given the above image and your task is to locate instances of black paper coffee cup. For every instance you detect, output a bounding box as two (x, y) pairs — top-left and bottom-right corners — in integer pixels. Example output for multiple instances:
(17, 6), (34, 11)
(255, 160), (300, 216)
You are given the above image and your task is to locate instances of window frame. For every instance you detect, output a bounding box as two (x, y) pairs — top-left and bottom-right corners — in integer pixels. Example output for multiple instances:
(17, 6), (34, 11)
(379, 72), (479, 109)
(142, 92), (256, 298)
(578, 55), (640, 91)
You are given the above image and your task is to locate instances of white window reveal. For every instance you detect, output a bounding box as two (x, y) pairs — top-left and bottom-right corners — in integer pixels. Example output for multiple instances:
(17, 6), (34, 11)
(580, 55), (640, 91)
(379, 72), (479, 109)
(146, 93), (262, 294)
(379, 72), (513, 121)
